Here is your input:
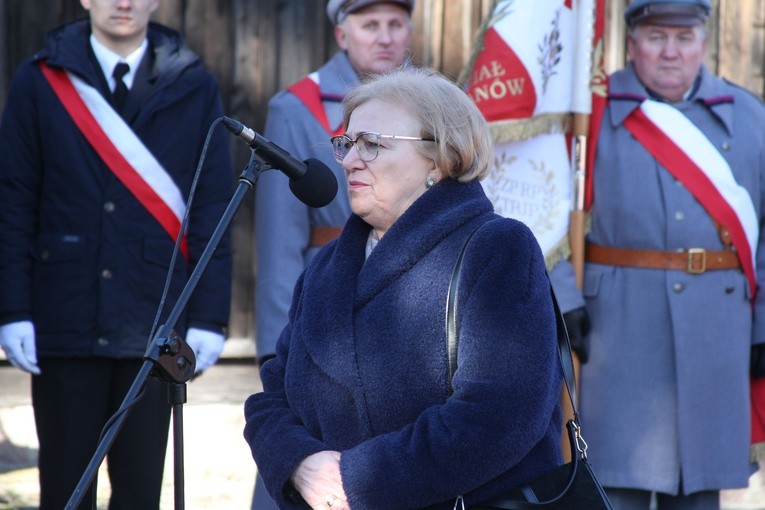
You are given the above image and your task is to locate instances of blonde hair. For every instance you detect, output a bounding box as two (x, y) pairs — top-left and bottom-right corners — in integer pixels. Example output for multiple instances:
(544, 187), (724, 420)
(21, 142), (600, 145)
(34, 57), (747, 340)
(342, 66), (493, 181)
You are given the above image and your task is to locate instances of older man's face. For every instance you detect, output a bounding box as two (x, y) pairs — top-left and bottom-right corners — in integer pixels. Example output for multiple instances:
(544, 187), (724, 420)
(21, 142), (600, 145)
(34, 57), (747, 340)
(335, 3), (412, 76)
(627, 23), (707, 102)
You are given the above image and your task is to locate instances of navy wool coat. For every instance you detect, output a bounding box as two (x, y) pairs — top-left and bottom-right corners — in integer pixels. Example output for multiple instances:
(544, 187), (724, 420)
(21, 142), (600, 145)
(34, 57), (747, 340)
(244, 179), (563, 509)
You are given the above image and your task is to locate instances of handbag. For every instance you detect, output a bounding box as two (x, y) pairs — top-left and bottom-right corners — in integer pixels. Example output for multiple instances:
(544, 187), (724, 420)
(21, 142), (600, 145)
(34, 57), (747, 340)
(446, 221), (613, 510)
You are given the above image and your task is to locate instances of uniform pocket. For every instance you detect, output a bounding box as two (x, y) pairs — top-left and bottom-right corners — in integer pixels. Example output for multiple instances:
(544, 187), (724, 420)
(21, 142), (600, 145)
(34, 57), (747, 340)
(582, 264), (610, 299)
(31, 234), (93, 334)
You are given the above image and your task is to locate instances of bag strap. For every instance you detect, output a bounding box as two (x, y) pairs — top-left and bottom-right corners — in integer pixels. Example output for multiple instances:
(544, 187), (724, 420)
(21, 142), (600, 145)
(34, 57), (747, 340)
(445, 219), (580, 422)
(446, 221), (609, 510)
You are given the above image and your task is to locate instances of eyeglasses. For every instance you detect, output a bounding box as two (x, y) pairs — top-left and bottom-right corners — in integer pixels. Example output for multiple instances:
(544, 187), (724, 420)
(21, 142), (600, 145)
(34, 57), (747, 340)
(330, 131), (436, 163)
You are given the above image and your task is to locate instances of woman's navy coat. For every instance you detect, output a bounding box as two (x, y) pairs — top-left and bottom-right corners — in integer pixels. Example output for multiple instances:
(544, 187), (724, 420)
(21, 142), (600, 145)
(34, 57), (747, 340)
(0, 20), (232, 356)
(244, 179), (563, 509)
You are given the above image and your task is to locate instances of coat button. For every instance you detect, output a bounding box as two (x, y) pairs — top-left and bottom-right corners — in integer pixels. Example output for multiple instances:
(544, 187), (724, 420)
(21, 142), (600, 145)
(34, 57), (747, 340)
(104, 201), (116, 213)
(98, 337), (109, 346)
(725, 286), (735, 294)
(40, 250), (50, 260)
(673, 283), (684, 293)
(722, 141), (730, 151)
(674, 211), (685, 221)
(101, 269), (113, 279)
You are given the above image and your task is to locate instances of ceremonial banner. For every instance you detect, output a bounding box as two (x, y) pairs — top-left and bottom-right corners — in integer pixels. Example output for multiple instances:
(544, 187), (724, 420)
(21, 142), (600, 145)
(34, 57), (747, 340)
(463, 0), (587, 265)
(464, 0), (603, 459)
(584, 0), (608, 212)
(482, 133), (571, 262)
(465, 0), (576, 138)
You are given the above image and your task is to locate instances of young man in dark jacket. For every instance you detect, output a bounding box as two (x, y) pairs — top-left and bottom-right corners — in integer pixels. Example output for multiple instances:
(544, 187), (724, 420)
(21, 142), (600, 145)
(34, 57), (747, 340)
(0, 0), (233, 507)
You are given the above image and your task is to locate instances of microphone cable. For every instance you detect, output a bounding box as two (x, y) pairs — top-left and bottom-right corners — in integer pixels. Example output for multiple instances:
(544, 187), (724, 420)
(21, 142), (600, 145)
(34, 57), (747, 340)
(88, 116), (225, 510)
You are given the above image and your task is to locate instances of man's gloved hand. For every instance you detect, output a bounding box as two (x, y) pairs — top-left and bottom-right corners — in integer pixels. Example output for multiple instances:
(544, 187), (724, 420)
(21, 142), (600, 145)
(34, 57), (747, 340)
(186, 328), (225, 374)
(0, 321), (41, 374)
(562, 306), (591, 364)
(752, 344), (765, 379)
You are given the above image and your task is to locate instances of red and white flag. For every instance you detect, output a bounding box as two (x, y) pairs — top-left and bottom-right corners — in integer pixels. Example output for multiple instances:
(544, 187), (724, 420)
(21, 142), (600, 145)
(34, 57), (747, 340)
(463, 0), (598, 265)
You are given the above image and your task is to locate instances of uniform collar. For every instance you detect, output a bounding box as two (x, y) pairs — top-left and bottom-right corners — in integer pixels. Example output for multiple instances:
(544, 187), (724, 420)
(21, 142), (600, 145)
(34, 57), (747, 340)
(607, 63), (734, 135)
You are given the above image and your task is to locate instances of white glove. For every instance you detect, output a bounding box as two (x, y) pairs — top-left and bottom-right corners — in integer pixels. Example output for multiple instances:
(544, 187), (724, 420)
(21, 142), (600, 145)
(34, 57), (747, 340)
(185, 327), (225, 374)
(0, 321), (41, 374)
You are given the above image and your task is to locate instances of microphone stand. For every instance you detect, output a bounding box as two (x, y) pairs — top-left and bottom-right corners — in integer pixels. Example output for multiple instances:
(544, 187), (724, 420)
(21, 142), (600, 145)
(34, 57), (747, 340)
(66, 151), (265, 510)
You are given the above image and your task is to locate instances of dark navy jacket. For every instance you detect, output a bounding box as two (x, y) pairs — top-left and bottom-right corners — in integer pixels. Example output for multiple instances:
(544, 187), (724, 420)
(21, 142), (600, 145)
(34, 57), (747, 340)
(244, 179), (562, 509)
(0, 19), (233, 357)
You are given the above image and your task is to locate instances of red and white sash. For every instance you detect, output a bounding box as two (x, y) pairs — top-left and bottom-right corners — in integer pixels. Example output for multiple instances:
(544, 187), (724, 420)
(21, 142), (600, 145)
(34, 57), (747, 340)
(40, 62), (188, 258)
(624, 99), (758, 296)
(287, 73), (344, 136)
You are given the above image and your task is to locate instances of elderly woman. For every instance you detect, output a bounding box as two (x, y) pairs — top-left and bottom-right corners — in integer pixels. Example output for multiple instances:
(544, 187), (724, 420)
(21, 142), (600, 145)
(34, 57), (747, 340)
(244, 67), (562, 510)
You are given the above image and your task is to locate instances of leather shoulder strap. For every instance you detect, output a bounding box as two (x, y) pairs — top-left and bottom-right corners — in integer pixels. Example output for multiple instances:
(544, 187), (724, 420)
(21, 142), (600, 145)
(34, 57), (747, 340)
(445, 219), (579, 417)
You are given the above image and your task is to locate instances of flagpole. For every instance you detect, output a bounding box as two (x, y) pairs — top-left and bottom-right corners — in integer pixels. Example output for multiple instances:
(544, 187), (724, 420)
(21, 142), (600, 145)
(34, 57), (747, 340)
(560, 0), (596, 462)
(569, 0), (595, 289)
(570, 122), (589, 288)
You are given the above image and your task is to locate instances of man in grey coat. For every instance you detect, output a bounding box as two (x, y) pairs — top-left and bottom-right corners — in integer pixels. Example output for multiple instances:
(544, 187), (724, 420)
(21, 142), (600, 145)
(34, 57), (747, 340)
(251, 1), (415, 507)
(580, 0), (765, 508)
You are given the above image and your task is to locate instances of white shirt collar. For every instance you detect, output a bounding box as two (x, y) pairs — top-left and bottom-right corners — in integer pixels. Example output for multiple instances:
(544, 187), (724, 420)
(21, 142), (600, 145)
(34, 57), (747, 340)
(365, 230), (379, 259)
(89, 34), (148, 91)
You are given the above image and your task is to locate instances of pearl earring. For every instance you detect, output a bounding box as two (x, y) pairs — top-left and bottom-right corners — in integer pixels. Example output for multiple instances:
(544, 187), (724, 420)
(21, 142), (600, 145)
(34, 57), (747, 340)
(425, 176), (436, 188)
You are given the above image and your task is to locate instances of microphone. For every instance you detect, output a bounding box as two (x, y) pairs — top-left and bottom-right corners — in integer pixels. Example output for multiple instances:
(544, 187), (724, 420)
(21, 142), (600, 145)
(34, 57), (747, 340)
(222, 116), (338, 208)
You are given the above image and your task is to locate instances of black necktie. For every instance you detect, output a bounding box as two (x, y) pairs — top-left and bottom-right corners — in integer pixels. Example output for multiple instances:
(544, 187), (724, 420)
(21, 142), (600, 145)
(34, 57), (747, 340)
(112, 62), (130, 113)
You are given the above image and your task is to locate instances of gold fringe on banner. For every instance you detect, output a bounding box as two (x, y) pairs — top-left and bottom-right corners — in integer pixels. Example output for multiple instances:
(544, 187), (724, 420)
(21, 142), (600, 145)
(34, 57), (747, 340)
(544, 235), (571, 271)
(490, 113), (572, 143)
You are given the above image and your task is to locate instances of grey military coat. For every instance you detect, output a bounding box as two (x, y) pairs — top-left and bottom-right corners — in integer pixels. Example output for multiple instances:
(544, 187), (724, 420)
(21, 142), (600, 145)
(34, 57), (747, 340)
(580, 64), (765, 494)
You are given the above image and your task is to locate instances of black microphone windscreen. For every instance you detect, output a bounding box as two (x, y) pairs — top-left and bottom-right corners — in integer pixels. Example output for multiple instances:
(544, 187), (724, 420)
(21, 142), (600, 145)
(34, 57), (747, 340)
(288, 158), (338, 208)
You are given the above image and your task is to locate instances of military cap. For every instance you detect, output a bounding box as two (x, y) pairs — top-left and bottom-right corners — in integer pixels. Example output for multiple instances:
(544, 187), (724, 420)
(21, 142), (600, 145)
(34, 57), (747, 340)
(624, 0), (711, 28)
(326, 0), (415, 26)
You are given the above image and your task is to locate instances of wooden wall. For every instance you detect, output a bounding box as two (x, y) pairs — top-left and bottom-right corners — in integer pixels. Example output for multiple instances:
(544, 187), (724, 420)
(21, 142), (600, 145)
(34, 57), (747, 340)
(1, 0), (763, 345)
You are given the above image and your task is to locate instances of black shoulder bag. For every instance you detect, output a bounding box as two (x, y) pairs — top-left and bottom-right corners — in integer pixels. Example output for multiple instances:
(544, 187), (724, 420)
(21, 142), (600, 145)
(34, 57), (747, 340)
(446, 222), (613, 510)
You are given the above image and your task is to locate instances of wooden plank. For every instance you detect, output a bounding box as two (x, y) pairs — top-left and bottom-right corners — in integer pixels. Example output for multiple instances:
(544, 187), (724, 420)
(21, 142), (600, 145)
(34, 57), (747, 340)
(1, 1), (85, 110)
(275, 0), (331, 89)
(705, 0), (721, 75)
(604, 0), (627, 74)
(416, 0), (444, 69)
(227, 0), (272, 341)
(187, 0), (233, 103)
(717, 0), (746, 87)
(440, 0), (469, 79)
(754, 0), (765, 97)
(153, 0), (183, 31)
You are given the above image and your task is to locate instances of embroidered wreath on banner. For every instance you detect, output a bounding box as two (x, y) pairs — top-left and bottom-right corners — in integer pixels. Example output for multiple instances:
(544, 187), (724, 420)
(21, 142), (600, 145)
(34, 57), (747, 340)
(527, 159), (561, 234)
(492, 0), (515, 24)
(485, 151), (519, 208)
(486, 152), (560, 237)
(538, 8), (563, 94)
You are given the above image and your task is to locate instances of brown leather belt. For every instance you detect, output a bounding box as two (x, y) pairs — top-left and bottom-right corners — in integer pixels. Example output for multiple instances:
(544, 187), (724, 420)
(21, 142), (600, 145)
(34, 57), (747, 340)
(585, 242), (741, 274)
(309, 226), (342, 247)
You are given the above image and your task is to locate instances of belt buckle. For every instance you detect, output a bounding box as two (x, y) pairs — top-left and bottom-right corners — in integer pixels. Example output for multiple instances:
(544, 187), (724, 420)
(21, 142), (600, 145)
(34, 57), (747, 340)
(687, 248), (706, 274)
